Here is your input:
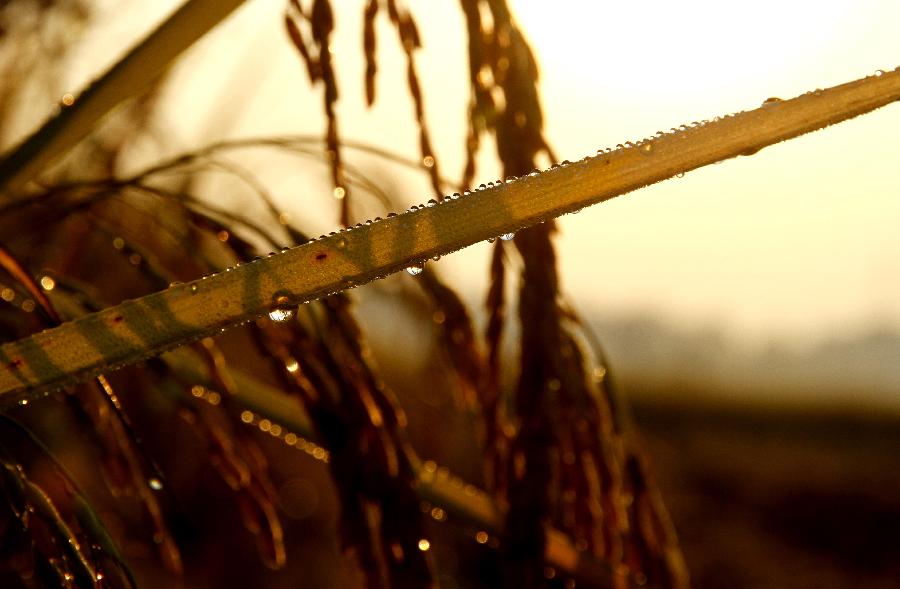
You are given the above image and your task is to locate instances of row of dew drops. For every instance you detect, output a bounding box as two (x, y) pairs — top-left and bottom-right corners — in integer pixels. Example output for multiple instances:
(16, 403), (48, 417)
(293, 71), (891, 283)
(85, 69), (897, 326)
(401, 67), (898, 279)
(320, 102), (734, 281)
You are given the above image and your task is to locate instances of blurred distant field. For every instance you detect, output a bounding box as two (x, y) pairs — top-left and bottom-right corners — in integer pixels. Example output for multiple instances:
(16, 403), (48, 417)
(634, 401), (900, 589)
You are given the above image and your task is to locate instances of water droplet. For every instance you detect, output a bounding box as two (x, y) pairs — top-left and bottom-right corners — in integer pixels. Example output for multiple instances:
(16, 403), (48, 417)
(148, 478), (163, 491)
(640, 142), (653, 155)
(762, 96), (782, 106)
(18, 399), (28, 406)
(39, 276), (55, 291)
(269, 307), (294, 322)
(475, 531), (489, 544)
(422, 155), (435, 168)
(478, 183), (486, 190)
(405, 264), (424, 276)
(269, 295), (295, 322)
(676, 172), (685, 178)
(874, 69), (885, 77)
(333, 187), (346, 199)
(417, 539), (431, 551)
(426, 199), (438, 207)
(61, 93), (75, 106)
(499, 232), (515, 241)
(190, 284), (199, 294)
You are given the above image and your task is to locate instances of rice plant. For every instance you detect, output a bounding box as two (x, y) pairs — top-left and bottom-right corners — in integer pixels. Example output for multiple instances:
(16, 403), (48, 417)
(0, 1), (897, 587)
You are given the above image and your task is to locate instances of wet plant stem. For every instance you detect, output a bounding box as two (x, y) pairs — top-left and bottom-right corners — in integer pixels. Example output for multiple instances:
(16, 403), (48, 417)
(0, 68), (899, 401)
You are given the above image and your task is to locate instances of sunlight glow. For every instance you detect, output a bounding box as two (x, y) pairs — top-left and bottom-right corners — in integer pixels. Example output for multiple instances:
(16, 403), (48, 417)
(514, 0), (853, 107)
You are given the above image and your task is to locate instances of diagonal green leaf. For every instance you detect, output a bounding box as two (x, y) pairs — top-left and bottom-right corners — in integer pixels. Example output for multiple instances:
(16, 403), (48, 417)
(0, 68), (898, 401)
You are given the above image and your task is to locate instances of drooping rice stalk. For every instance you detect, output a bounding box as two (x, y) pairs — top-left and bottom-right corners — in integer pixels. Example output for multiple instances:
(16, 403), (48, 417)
(0, 0), (898, 587)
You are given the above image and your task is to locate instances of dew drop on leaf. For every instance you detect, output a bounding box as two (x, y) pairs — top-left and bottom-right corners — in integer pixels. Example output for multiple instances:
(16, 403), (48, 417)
(269, 295), (294, 322)
(405, 264), (424, 276)
(269, 308), (294, 322)
(148, 478), (163, 491)
(499, 233), (515, 241)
